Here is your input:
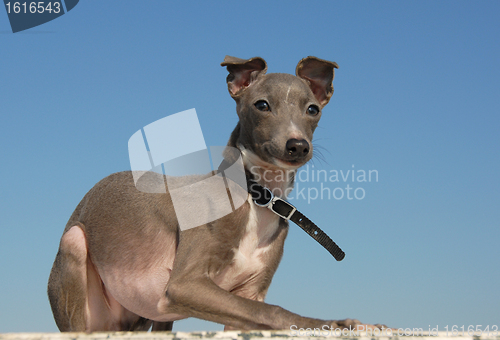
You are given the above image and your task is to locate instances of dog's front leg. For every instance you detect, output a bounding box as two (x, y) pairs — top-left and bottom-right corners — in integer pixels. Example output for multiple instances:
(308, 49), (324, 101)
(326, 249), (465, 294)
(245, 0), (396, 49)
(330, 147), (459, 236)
(156, 226), (326, 330)
(163, 275), (315, 330)
(162, 278), (365, 330)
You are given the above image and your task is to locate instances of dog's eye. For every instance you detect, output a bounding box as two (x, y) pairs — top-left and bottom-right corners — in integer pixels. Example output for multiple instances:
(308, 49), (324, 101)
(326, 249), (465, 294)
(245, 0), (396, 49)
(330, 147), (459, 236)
(254, 100), (270, 112)
(307, 105), (320, 116)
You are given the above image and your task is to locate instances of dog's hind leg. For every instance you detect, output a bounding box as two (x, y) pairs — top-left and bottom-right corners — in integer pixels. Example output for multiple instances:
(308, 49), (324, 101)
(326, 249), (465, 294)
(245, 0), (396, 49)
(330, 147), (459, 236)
(48, 224), (151, 332)
(48, 224), (90, 332)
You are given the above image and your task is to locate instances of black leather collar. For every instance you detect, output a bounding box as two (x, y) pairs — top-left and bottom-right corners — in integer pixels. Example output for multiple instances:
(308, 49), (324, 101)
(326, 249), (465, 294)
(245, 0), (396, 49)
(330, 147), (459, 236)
(247, 179), (345, 261)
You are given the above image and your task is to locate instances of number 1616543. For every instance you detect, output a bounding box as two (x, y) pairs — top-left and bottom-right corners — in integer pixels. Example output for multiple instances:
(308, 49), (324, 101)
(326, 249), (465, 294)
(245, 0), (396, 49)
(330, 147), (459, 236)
(444, 325), (498, 336)
(5, 2), (62, 14)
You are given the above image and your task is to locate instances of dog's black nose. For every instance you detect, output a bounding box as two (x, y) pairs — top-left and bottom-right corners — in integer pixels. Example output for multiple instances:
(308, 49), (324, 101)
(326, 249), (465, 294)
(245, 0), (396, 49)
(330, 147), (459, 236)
(286, 139), (310, 158)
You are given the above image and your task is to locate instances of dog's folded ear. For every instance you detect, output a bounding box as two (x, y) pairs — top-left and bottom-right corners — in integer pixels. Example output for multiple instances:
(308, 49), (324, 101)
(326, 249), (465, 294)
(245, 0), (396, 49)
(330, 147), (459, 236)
(221, 56), (267, 97)
(296, 57), (339, 107)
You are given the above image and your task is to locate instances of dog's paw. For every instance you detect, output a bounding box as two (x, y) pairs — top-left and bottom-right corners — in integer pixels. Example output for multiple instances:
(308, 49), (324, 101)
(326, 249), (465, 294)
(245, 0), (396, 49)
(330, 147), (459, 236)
(328, 319), (393, 332)
(329, 318), (362, 329)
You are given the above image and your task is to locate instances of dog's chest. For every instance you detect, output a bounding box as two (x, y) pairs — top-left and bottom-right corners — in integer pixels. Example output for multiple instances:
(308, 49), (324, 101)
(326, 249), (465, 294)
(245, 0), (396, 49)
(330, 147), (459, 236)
(214, 199), (281, 294)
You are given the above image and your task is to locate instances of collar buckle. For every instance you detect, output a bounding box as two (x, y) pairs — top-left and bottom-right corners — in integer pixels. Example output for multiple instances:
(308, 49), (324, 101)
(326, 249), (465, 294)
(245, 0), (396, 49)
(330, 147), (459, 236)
(251, 186), (296, 220)
(268, 197), (297, 220)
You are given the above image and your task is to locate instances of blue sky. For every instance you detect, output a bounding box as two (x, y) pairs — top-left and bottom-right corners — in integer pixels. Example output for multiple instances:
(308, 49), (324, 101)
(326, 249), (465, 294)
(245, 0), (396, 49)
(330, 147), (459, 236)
(1, 0), (499, 333)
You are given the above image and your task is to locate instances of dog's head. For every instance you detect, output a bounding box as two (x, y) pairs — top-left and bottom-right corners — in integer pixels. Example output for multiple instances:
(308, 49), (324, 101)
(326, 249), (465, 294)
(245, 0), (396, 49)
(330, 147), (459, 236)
(222, 56), (338, 170)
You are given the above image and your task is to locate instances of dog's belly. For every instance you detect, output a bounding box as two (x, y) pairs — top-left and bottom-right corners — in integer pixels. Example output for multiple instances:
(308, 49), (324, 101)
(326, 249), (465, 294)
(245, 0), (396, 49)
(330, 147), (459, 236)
(96, 230), (184, 322)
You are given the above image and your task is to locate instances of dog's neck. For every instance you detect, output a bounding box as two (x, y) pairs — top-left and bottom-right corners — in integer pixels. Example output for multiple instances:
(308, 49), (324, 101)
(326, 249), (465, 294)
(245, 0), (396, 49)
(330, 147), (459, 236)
(239, 146), (296, 199)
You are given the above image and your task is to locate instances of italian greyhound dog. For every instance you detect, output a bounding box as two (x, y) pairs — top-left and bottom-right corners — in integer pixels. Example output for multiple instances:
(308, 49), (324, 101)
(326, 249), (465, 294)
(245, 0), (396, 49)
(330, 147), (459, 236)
(48, 56), (372, 332)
